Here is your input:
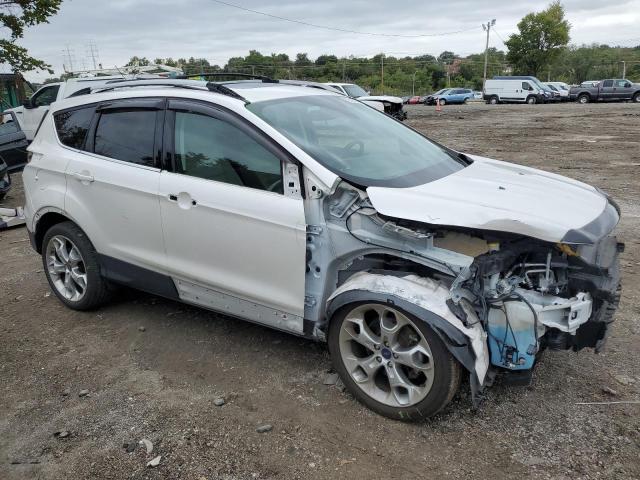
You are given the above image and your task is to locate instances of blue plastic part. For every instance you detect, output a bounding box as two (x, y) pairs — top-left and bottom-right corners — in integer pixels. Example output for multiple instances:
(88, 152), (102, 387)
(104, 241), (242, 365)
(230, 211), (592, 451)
(487, 324), (537, 370)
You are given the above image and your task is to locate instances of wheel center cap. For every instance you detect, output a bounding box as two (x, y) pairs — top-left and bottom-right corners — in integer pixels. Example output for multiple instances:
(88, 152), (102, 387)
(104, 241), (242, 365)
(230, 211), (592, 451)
(381, 348), (392, 360)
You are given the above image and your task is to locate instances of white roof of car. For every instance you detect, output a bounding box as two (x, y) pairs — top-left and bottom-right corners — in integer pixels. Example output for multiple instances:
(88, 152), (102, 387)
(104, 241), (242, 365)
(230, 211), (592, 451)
(47, 79), (343, 113)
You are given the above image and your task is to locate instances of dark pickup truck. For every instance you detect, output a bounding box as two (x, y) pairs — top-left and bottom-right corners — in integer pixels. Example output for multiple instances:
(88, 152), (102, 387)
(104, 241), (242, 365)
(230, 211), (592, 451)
(570, 79), (640, 103)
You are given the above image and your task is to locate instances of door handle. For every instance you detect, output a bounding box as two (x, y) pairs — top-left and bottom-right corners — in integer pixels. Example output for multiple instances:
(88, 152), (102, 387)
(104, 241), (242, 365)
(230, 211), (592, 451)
(168, 193), (197, 208)
(72, 171), (94, 183)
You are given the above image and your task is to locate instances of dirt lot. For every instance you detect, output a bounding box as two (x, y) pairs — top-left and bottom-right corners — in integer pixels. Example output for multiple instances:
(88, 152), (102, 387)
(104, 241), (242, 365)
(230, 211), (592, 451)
(1, 102), (639, 480)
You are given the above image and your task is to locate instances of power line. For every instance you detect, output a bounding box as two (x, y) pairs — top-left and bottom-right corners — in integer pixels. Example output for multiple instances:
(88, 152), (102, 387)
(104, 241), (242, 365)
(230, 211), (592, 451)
(209, 0), (481, 38)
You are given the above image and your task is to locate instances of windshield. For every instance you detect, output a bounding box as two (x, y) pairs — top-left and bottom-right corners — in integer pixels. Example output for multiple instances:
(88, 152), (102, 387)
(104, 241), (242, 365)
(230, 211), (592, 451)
(247, 95), (466, 188)
(434, 89), (450, 95)
(342, 84), (369, 98)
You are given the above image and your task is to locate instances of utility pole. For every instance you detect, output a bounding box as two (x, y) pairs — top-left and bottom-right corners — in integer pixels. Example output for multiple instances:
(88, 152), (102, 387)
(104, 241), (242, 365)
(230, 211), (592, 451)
(342, 62), (346, 82)
(62, 45), (75, 73)
(482, 19), (496, 90)
(87, 41), (99, 70)
(621, 61), (626, 79)
(381, 55), (384, 94)
(412, 70), (418, 96)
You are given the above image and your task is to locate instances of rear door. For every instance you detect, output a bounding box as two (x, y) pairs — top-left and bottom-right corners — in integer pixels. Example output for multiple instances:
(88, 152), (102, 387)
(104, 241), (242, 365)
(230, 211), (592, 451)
(600, 80), (615, 100)
(158, 99), (306, 331)
(0, 111), (29, 171)
(62, 98), (167, 276)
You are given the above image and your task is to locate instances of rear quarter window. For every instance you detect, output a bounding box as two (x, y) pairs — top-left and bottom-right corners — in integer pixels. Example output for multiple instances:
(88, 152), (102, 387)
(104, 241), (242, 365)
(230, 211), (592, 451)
(54, 105), (96, 150)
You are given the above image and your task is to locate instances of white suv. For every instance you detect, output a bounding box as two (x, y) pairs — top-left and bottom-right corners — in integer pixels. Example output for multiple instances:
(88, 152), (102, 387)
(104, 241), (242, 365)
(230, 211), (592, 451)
(23, 78), (622, 420)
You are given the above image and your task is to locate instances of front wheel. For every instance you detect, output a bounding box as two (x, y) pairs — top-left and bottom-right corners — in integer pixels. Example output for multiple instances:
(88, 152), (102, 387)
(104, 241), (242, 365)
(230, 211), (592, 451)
(578, 94), (590, 104)
(632, 92), (640, 103)
(526, 95), (537, 105)
(438, 99), (446, 106)
(328, 301), (461, 421)
(42, 221), (111, 310)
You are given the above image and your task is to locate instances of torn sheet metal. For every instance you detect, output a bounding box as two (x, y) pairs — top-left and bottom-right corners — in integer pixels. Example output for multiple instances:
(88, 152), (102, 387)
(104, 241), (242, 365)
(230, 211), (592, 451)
(328, 272), (490, 386)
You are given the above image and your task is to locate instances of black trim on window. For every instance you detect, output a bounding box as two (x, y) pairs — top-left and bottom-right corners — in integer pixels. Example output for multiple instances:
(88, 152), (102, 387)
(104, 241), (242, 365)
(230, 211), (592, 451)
(163, 97), (305, 197)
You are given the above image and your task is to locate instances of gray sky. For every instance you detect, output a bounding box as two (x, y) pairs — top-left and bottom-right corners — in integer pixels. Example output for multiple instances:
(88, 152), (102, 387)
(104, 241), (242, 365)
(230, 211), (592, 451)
(15, 0), (640, 81)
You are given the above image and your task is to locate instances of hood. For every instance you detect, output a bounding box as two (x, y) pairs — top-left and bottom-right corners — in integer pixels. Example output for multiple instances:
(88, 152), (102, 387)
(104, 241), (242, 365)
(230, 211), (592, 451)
(366, 155), (617, 244)
(357, 95), (403, 105)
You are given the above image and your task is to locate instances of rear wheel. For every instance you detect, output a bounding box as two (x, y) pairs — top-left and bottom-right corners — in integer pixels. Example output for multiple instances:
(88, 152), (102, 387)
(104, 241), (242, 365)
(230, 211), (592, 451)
(42, 221), (111, 310)
(328, 301), (461, 421)
(488, 96), (499, 105)
(578, 94), (590, 104)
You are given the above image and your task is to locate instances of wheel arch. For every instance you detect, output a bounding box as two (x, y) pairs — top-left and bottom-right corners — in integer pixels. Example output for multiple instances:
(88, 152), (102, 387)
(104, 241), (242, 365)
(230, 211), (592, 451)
(33, 209), (77, 254)
(324, 272), (489, 403)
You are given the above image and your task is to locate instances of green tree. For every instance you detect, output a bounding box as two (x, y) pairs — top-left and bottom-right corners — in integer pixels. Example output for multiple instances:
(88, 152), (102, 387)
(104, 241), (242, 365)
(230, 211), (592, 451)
(1, 0), (62, 73)
(506, 1), (570, 77)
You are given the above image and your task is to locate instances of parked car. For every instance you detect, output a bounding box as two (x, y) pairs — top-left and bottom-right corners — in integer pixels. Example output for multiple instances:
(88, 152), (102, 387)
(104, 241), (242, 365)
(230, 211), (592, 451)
(472, 91), (483, 100)
(570, 79), (640, 103)
(0, 157), (10, 201)
(407, 95), (422, 104)
(401, 96), (411, 104)
(484, 79), (547, 104)
(546, 82), (570, 101)
(432, 88), (474, 105)
(23, 77), (622, 421)
(5, 75), (160, 140)
(491, 76), (558, 103)
(0, 111), (29, 172)
(423, 89), (451, 105)
(324, 82), (406, 120)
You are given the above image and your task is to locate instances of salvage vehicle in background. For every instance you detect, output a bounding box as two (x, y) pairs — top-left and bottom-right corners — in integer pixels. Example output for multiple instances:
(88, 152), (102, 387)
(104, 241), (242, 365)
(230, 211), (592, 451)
(546, 82), (570, 101)
(0, 157), (10, 201)
(5, 75), (159, 140)
(484, 79), (547, 104)
(570, 79), (640, 103)
(431, 88), (474, 105)
(423, 88), (451, 105)
(23, 77), (622, 421)
(324, 82), (406, 120)
(0, 111), (29, 172)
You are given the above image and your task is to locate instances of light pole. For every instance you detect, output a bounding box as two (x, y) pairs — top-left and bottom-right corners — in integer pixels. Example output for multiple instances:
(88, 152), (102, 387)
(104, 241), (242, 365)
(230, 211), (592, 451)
(482, 19), (496, 90)
(412, 70), (418, 96)
(621, 61), (626, 79)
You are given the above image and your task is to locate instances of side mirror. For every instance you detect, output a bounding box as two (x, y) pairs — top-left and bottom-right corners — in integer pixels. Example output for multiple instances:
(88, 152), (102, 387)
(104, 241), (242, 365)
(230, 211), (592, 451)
(22, 99), (33, 109)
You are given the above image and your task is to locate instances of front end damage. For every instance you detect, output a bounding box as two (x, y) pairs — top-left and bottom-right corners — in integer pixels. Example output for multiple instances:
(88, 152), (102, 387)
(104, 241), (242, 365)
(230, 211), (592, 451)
(309, 179), (622, 406)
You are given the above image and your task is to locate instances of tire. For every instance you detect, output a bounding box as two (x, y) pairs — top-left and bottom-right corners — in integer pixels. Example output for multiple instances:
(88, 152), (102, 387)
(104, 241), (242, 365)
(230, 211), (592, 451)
(526, 95), (537, 105)
(463, 98), (469, 104)
(577, 94), (590, 104)
(42, 221), (111, 310)
(328, 301), (461, 421)
(438, 99), (446, 106)
(633, 92), (640, 103)
(488, 96), (499, 105)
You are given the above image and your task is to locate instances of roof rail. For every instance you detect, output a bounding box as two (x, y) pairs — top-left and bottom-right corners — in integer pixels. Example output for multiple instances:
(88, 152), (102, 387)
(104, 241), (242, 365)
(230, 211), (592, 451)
(176, 72), (278, 83)
(89, 78), (249, 103)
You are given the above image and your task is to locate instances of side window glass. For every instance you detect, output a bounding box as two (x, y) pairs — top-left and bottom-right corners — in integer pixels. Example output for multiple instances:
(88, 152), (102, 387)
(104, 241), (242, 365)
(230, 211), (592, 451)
(0, 113), (19, 135)
(94, 110), (156, 166)
(54, 106), (95, 149)
(616, 80), (628, 87)
(174, 111), (283, 194)
(602, 80), (613, 88)
(522, 82), (531, 90)
(32, 86), (60, 107)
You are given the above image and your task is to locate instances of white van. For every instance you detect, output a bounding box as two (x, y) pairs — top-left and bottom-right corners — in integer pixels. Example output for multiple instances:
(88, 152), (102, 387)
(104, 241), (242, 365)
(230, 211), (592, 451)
(484, 79), (546, 105)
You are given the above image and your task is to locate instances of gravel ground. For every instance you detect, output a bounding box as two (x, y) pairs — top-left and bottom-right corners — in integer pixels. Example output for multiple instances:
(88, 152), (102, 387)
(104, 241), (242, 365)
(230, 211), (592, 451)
(1, 102), (639, 479)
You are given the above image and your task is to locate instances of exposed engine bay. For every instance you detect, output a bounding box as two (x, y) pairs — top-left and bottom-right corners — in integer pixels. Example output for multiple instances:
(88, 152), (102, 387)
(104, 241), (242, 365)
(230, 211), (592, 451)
(307, 179), (623, 402)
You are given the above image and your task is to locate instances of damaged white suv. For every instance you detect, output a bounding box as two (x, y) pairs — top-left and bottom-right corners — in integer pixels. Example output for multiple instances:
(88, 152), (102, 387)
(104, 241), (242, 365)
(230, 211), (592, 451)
(23, 77), (622, 420)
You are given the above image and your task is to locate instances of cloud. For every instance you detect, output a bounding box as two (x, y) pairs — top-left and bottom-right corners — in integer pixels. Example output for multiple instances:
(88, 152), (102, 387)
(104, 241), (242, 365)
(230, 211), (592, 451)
(16, 0), (640, 81)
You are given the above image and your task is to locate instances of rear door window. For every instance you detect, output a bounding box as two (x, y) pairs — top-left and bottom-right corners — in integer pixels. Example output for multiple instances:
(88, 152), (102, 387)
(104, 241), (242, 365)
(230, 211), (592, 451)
(54, 106), (95, 150)
(94, 110), (157, 166)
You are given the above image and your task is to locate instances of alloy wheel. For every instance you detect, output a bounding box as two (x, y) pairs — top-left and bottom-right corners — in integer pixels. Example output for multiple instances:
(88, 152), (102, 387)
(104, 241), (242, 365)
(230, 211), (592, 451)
(338, 304), (435, 407)
(45, 235), (88, 302)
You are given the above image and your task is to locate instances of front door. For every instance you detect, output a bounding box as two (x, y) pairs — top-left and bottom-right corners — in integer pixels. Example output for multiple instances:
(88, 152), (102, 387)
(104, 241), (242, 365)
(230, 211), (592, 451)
(21, 84), (60, 140)
(158, 100), (306, 332)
